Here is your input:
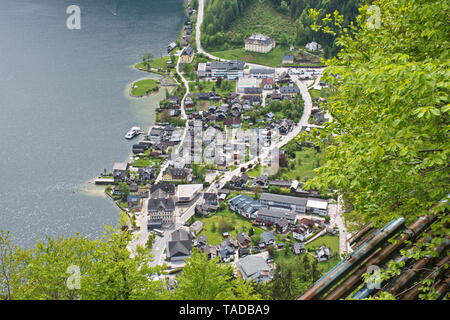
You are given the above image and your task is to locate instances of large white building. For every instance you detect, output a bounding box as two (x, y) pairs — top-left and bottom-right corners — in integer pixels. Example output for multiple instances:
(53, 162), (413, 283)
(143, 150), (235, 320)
(237, 77), (259, 93)
(245, 33), (276, 53)
(176, 184), (203, 203)
(197, 60), (245, 80)
(305, 41), (323, 52)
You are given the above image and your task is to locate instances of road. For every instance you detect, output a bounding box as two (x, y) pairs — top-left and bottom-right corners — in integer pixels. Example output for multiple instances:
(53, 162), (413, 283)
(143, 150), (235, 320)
(129, 0), (347, 263)
(195, 0), (274, 70)
(328, 195), (348, 255)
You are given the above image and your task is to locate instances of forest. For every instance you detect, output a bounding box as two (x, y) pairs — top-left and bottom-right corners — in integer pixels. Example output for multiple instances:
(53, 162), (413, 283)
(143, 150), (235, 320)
(201, 0), (360, 57)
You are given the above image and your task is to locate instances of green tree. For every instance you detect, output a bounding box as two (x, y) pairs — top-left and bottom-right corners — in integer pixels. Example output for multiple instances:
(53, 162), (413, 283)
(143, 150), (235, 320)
(171, 250), (260, 300)
(304, 0), (450, 298)
(118, 182), (130, 200)
(142, 52), (154, 71)
(146, 232), (157, 249)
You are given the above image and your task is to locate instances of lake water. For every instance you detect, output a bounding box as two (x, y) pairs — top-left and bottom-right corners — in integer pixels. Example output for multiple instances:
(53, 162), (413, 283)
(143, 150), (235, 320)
(0, 0), (184, 247)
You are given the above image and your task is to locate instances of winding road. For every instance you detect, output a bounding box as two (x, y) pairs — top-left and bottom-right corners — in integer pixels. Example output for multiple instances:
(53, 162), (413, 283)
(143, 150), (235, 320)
(130, 0), (348, 263)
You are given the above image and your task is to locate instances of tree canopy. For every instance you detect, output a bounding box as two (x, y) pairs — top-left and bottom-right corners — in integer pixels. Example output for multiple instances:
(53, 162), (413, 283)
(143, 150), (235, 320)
(0, 230), (261, 300)
(301, 0), (449, 297)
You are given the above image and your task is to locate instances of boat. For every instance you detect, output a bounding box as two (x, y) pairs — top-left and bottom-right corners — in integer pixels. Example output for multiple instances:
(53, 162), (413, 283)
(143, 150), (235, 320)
(125, 126), (141, 140)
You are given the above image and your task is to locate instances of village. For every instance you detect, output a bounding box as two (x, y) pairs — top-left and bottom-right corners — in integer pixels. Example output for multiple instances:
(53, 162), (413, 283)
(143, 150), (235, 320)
(94, 0), (343, 284)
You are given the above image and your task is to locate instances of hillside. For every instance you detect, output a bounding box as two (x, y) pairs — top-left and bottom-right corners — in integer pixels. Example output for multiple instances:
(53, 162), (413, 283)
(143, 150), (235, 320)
(202, 0), (360, 57)
(202, 0), (297, 51)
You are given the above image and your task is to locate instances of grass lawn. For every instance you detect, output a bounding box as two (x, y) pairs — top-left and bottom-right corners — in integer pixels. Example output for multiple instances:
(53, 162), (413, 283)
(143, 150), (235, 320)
(277, 147), (321, 182)
(130, 79), (159, 97)
(274, 235), (341, 273)
(207, 0), (296, 52)
(211, 45), (291, 68)
(309, 88), (332, 101)
(196, 208), (264, 245)
(132, 157), (164, 168)
(188, 80), (236, 96)
(135, 56), (174, 71)
(306, 235), (340, 254)
(246, 164), (265, 178)
(309, 89), (322, 101)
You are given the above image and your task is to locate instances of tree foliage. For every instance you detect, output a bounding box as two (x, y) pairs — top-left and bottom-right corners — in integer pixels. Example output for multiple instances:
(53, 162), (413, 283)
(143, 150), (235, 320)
(301, 0), (449, 299)
(0, 230), (261, 300)
(171, 249), (260, 300)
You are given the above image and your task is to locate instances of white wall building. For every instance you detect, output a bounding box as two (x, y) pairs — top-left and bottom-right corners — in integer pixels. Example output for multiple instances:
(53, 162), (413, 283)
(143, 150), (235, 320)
(245, 33), (276, 53)
(237, 77), (259, 93)
(176, 184), (203, 203)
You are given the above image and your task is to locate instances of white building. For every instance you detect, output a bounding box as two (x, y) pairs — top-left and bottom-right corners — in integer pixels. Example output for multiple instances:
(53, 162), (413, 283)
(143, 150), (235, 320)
(306, 198), (328, 216)
(237, 77), (259, 93)
(176, 184), (203, 203)
(245, 33), (276, 53)
(249, 68), (275, 79)
(305, 41), (323, 52)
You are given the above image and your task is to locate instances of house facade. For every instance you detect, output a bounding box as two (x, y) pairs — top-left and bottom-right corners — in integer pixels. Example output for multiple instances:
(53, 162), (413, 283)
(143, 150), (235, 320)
(228, 194), (261, 218)
(198, 60), (245, 80)
(257, 207), (298, 224)
(148, 197), (176, 225)
(180, 46), (194, 63)
(260, 193), (307, 213)
(250, 68), (275, 79)
(245, 34), (276, 53)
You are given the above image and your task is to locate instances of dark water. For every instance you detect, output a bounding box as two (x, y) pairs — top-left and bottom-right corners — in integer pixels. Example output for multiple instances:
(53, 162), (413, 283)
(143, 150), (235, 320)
(0, 0), (184, 247)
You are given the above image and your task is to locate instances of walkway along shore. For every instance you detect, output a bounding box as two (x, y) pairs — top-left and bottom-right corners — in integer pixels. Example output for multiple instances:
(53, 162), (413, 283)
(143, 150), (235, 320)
(97, 0), (349, 262)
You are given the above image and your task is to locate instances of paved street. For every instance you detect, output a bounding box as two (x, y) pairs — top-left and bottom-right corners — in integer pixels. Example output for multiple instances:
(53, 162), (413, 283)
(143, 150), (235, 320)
(127, 0), (349, 265)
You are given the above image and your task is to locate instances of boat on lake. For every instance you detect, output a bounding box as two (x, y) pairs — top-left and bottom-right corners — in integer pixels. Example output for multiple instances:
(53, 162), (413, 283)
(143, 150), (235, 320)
(125, 126), (141, 140)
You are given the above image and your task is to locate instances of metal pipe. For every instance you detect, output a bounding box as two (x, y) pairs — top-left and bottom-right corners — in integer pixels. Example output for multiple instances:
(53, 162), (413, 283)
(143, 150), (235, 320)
(348, 223), (374, 246)
(401, 254), (450, 300)
(387, 238), (449, 295)
(324, 215), (437, 300)
(298, 217), (406, 300)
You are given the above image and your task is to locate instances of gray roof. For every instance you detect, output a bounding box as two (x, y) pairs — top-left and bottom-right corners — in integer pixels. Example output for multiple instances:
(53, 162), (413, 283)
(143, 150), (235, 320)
(260, 231), (275, 244)
(237, 255), (270, 280)
(244, 87), (263, 94)
(171, 228), (192, 241)
(113, 162), (128, 171)
(148, 198), (175, 211)
(258, 208), (297, 222)
(280, 85), (300, 93)
(150, 183), (175, 195)
(167, 240), (191, 258)
(260, 193), (307, 206)
(250, 68), (275, 74)
(209, 60), (245, 71)
(236, 232), (251, 244)
(182, 46), (194, 56)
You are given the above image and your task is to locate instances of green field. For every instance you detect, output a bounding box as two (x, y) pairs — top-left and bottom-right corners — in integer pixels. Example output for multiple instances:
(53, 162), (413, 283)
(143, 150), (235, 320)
(132, 157), (164, 168)
(206, 0), (296, 51)
(306, 235), (340, 253)
(135, 56), (174, 72)
(274, 235), (341, 272)
(277, 147), (321, 182)
(130, 79), (159, 97)
(309, 88), (332, 101)
(188, 80), (236, 96)
(211, 45), (291, 68)
(195, 208), (264, 245)
(246, 164), (264, 178)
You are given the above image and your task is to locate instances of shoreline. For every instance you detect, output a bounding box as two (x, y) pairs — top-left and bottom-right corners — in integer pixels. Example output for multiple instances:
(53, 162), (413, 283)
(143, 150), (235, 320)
(126, 76), (162, 99)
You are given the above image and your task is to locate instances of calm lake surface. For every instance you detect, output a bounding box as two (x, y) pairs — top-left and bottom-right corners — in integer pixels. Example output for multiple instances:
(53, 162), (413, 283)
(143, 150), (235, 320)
(0, 0), (184, 247)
